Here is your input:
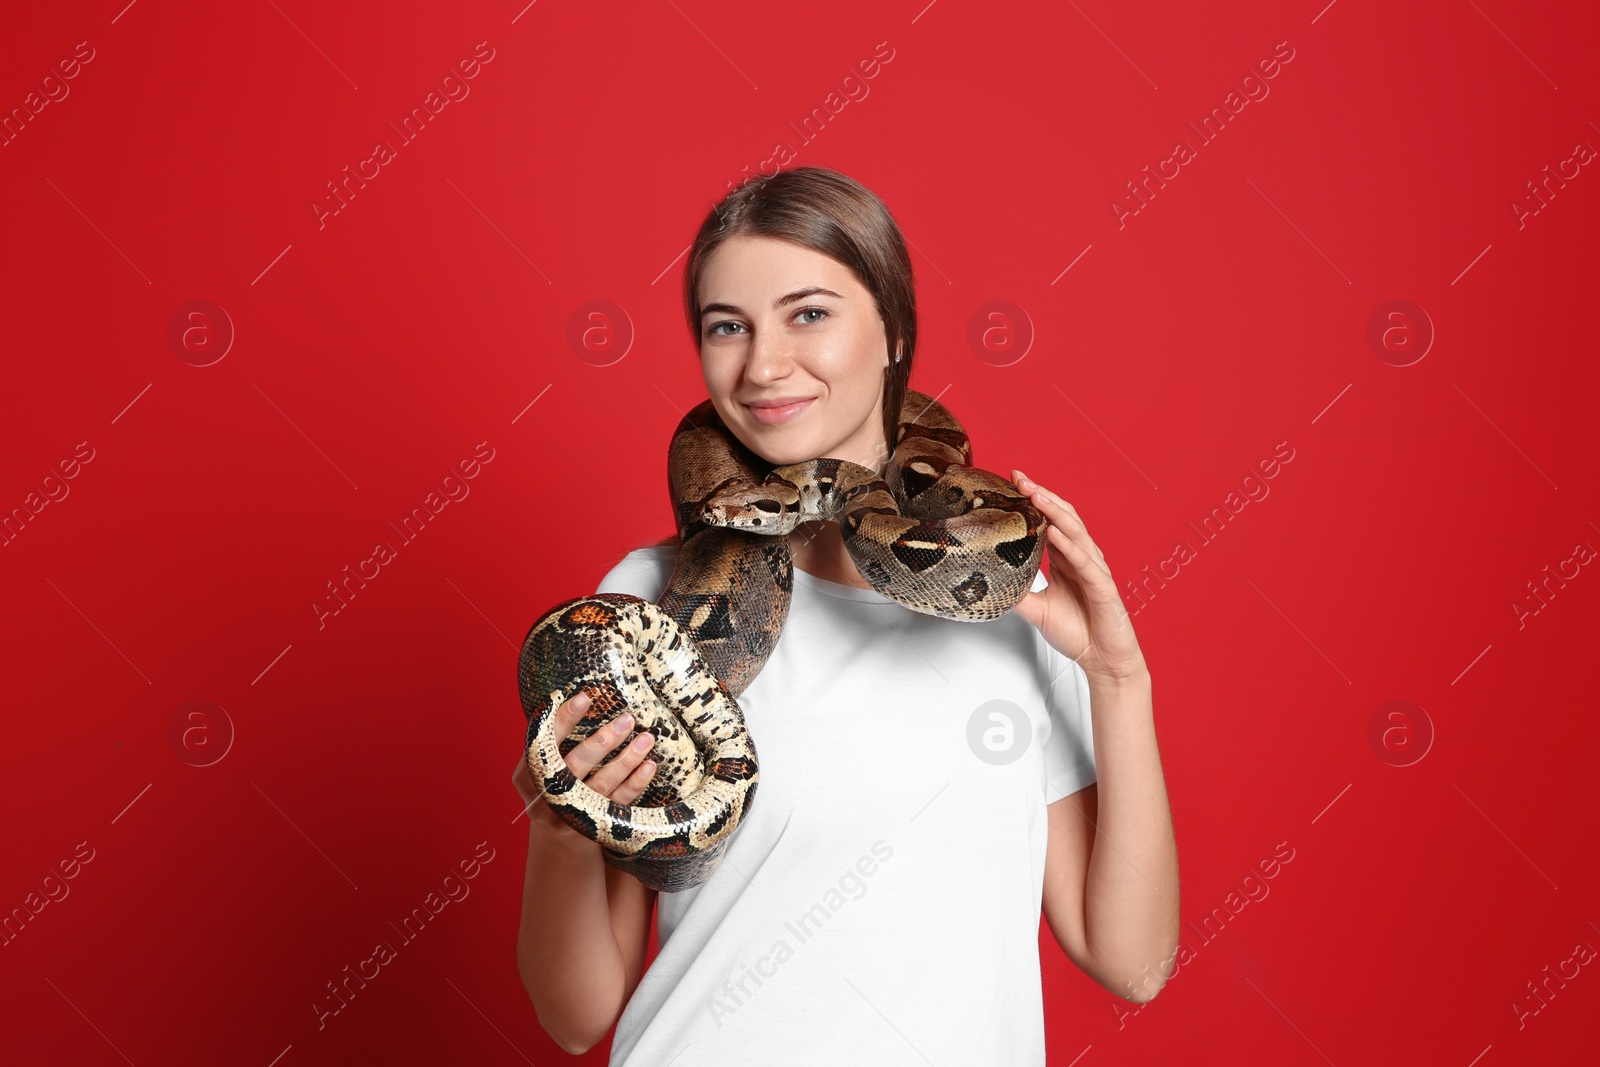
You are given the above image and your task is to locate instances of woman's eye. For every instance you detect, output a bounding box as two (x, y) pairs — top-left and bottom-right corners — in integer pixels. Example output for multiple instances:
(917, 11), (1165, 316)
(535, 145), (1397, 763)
(707, 309), (826, 336)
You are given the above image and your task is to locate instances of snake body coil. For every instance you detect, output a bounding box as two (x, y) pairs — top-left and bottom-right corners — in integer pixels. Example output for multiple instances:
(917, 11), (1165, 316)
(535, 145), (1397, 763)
(517, 389), (1046, 892)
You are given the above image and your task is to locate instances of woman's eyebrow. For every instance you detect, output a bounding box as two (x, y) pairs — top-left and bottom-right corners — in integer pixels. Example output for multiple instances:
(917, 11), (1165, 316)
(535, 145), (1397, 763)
(700, 286), (844, 317)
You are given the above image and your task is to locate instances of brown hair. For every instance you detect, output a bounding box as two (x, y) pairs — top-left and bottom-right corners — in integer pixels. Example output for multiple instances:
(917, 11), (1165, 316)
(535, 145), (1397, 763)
(682, 166), (918, 466)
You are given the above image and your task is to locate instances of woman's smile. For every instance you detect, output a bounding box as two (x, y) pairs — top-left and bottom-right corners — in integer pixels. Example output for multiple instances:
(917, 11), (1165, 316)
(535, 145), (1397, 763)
(744, 396), (816, 426)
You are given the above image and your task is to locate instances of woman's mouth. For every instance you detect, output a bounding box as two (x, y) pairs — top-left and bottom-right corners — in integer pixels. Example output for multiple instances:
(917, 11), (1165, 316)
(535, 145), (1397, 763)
(744, 397), (815, 426)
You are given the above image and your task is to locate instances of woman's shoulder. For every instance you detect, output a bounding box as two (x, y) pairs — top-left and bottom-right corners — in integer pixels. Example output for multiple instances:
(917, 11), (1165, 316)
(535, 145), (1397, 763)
(595, 536), (679, 598)
(632, 534), (680, 567)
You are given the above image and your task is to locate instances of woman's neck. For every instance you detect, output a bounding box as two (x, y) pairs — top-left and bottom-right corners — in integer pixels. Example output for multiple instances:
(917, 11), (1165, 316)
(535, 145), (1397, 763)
(788, 520), (871, 589)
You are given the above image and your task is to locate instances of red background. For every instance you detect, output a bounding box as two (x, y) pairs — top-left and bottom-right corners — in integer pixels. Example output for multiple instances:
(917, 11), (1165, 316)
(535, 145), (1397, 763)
(3, 1), (1597, 1063)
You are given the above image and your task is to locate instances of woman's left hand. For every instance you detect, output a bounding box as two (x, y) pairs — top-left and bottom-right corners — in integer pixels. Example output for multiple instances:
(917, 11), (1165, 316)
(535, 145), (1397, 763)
(1008, 470), (1147, 685)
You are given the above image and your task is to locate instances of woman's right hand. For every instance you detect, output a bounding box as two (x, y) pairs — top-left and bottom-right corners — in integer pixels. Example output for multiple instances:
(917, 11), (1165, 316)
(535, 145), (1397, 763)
(513, 689), (658, 838)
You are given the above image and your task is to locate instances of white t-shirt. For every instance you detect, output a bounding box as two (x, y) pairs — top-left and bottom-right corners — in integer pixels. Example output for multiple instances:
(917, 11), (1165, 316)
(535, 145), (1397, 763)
(597, 543), (1097, 1066)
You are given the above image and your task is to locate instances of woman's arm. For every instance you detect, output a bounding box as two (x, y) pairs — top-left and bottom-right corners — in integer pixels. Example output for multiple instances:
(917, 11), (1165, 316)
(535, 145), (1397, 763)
(513, 691), (660, 1054)
(516, 804), (658, 1052)
(1006, 471), (1180, 1001)
(1042, 667), (1179, 1003)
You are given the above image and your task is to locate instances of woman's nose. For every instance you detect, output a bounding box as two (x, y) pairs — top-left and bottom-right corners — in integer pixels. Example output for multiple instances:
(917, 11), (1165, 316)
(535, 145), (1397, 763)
(745, 329), (794, 382)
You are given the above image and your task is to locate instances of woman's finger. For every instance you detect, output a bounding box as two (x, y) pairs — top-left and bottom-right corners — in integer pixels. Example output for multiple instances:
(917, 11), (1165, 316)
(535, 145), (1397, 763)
(1043, 518), (1107, 575)
(1038, 490), (1093, 549)
(1016, 472), (1090, 541)
(543, 689), (631, 779)
(607, 756), (660, 806)
(1014, 470), (1083, 523)
(565, 709), (639, 782)
(1017, 471), (1106, 569)
(586, 729), (657, 798)
(1047, 521), (1112, 582)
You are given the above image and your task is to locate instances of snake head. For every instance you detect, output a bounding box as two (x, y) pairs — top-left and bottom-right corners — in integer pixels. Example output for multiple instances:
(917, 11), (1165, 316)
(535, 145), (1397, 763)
(695, 477), (802, 533)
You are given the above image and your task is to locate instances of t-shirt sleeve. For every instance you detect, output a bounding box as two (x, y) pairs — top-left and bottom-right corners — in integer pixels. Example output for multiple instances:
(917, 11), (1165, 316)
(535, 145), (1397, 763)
(595, 545), (675, 600)
(1029, 570), (1098, 804)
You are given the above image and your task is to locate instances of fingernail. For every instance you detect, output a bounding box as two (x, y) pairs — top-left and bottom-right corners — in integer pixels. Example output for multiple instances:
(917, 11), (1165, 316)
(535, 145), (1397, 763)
(614, 714), (634, 734)
(572, 691), (590, 710)
(632, 733), (653, 750)
(1015, 470), (1030, 485)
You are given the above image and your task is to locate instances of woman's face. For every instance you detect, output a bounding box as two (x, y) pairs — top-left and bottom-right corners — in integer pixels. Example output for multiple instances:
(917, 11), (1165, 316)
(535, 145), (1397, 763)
(697, 235), (896, 472)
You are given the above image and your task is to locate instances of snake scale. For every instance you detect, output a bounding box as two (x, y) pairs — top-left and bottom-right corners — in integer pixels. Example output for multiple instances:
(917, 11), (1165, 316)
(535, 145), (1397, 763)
(516, 389), (1047, 892)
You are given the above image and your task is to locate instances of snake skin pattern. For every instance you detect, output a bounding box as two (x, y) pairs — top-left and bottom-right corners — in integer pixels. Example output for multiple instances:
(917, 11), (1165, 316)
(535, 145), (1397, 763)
(517, 389), (1047, 892)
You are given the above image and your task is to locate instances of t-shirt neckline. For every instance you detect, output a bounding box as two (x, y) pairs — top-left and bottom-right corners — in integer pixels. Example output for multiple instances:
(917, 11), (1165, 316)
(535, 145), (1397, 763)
(790, 563), (893, 604)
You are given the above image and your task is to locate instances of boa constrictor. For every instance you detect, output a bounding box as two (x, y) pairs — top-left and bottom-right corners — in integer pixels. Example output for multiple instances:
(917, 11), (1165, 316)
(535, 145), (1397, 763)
(517, 389), (1046, 892)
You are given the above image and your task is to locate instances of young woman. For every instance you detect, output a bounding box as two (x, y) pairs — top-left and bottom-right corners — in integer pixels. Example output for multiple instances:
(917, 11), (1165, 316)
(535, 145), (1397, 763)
(513, 167), (1178, 1063)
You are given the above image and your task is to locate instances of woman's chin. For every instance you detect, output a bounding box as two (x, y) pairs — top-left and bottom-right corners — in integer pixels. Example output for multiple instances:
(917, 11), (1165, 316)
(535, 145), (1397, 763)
(752, 445), (813, 468)
(734, 425), (816, 467)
